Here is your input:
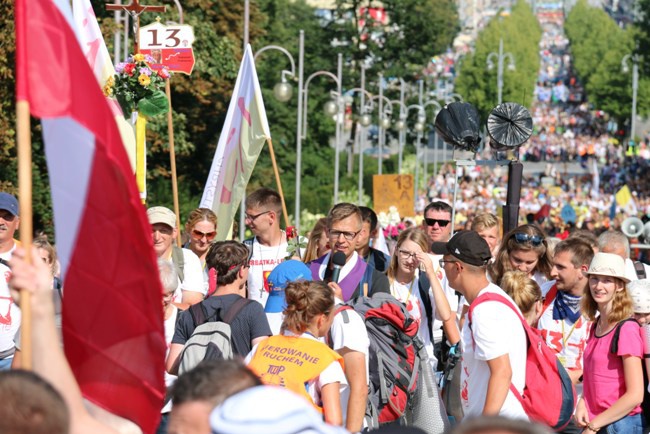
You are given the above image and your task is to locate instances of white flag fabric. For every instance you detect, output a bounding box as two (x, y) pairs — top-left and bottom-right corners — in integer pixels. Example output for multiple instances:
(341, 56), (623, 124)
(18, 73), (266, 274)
(72, 0), (136, 170)
(200, 45), (271, 240)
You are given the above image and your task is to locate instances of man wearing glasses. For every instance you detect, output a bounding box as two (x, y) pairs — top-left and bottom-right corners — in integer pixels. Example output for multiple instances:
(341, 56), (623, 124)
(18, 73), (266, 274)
(309, 203), (390, 301)
(432, 231), (528, 420)
(147, 206), (205, 307)
(243, 188), (294, 307)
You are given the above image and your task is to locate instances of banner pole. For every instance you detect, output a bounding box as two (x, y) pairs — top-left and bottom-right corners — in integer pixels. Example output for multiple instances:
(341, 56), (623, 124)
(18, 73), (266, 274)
(16, 100), (33, 370)
(165, 79), (182, 247)
(267, 138), (290, 228)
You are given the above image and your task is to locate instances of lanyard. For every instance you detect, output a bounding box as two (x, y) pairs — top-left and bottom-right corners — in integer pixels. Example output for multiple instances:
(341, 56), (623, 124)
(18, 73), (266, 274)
(390, 277), (415, 304)
(561, 317), (581, 349)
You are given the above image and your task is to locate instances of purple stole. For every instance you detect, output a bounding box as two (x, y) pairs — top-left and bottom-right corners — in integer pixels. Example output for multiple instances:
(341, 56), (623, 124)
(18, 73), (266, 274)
(309, 254), (368, 302)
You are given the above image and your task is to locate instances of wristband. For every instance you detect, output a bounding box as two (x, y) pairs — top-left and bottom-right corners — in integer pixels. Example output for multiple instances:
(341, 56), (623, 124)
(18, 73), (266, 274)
(586, 422), (600, 432)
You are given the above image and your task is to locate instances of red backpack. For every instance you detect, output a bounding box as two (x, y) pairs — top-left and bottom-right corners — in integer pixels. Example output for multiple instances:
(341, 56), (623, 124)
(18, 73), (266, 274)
(468, 292), (576, 431)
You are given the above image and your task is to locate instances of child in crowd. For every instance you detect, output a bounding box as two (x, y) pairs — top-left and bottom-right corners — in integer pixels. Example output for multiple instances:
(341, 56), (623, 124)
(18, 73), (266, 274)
(246, 280), (346, 426)
(499, 271), (544, 326)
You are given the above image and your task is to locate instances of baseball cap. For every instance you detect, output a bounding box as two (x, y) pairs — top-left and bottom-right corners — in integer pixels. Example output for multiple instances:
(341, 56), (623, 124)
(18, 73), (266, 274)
(0, 193), (19, 217)
(265, 260), (312, 314)
(147, 206), (176, 228)
(586, 252), (630, 283)
(210, 386), (348, 434)
(430, 230), (492, 266)
(628, 280), (650, 313)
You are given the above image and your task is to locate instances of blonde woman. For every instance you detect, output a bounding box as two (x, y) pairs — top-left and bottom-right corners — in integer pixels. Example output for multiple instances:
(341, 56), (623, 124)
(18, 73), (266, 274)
(575, 252), (645, 433)
(386, 227), (452, 369)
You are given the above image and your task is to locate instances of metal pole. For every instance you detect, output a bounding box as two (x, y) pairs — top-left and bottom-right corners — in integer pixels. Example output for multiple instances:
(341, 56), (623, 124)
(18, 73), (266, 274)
(433, 133), (439, 178)
(240, 0), (250, 240)
(334, 53), (343, 204)
(295, 30), (305, 232)
(378, 73), (384, 175)
(113, 0), (122, 65)
(123, 11), (129, 62)
(359, 66), (366, 204)
(631, 57), (638, 145)
(398, 80), (405, 173)
(419, 81), (426, 190)
(497, 38), (504, 105)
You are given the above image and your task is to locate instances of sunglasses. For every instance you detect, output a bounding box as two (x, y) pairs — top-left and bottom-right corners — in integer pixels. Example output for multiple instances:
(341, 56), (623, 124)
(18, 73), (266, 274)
(425, 218), (450, 227)
(192, 229), (217, 241)
(513, 233), (543, 246)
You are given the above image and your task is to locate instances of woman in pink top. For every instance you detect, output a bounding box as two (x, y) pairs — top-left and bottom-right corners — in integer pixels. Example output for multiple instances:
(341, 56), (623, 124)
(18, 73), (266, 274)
(575, 252), (645, 433)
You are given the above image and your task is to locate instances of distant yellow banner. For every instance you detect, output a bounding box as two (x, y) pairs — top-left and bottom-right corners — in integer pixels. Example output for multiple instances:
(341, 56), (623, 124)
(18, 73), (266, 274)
(373, 175), (415, 217)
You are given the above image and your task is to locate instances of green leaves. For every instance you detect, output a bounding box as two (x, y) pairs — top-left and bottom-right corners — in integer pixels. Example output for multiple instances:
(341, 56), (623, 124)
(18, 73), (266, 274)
(138, 90), (170, 118)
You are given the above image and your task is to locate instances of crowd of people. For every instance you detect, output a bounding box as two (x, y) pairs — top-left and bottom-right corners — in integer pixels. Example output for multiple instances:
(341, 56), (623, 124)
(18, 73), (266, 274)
(1, 184), (650, 434)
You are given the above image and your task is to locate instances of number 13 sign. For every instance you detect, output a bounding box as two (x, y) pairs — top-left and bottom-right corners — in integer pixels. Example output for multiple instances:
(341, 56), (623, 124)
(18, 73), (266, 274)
(139, 21), (196, 75)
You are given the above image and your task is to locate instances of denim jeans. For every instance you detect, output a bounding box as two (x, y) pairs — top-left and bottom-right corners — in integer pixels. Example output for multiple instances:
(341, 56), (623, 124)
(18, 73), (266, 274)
(603, 413), (644, 434)
(0, 356), (13, 371)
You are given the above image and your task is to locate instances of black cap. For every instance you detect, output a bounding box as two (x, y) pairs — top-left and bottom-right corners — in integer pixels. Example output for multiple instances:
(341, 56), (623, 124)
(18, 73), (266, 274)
(431, 230), (492, 266)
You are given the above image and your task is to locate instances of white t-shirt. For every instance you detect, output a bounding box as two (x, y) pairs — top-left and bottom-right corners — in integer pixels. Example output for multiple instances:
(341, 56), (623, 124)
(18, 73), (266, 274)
(329, 307), (370, 427)
(162, 306), (178, 413)
(171, 248), (206, 303)
(537, 286), (591, 371)
(247, 238), (290, 307)
(390, 273), (440, 369)
(245, 331), (348, 406)
(460, 283), (528, 420)
(0, 245), (21, 354)
(428, 253), (459, 342)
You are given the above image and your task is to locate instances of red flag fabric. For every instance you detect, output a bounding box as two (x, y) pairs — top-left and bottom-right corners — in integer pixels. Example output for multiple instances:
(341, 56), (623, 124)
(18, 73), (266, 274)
(15, 1), (166, 432)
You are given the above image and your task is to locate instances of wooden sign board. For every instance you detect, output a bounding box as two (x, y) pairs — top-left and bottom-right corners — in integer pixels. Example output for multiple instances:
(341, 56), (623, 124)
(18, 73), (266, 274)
(372, 174), (415, 217)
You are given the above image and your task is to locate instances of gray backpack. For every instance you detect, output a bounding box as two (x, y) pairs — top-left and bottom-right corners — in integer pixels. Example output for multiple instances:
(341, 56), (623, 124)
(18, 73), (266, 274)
(178, 298), (251, 374)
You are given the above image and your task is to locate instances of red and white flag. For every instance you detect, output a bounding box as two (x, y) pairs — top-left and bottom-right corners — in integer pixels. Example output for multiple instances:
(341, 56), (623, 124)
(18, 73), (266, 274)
(15, 1), (165, 432)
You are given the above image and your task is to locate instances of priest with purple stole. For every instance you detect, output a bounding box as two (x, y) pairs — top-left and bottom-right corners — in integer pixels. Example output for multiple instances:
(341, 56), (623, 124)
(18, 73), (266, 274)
(309, 203), (390, 301)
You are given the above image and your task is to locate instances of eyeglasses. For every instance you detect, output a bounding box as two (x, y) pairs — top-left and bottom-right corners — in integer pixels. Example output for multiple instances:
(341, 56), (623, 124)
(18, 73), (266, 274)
(191, 229), (217, 241)
(329, 229), (360, 241)
(398, 249), (418, 260)
(439, 259), (460, 267)
(425, 218), (450, 227)
(513, 233), (544, 246)
(244, 210), (271, 222)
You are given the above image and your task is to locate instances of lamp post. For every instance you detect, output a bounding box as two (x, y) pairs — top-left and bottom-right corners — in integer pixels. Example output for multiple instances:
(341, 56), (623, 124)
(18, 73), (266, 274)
(254, 31), (304, 231)
(486, 38), (515, 105)
(622, 52), (642, 148)
(305, 53), (344, 205)
(345, 68), (374, 204)
(422, 99), (442, 185)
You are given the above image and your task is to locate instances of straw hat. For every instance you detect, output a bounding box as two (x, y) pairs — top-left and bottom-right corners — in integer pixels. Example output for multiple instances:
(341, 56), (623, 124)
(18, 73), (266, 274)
(586, 252), (630, 283)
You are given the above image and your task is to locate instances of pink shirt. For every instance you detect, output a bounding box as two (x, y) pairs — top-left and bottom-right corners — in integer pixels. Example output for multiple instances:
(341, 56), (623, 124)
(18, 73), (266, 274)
(583, 319), (643, 419)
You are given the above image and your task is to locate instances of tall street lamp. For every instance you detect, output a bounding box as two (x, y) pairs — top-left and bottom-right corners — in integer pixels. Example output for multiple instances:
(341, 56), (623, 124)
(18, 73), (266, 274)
(305, 53), (344, 205)
(622, 52), (642, 148)
(486, 38), (515, 105)
(345, 67), (374, 204)
(254, 31), (304, 231)
(421, 99), (442, 185)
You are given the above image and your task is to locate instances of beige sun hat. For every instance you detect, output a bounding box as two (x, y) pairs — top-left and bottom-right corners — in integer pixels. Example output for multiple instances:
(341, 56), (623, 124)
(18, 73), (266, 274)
(586, 252), (630, 283)
(146, 206), (176, 228)
(628, 279), (650, 313)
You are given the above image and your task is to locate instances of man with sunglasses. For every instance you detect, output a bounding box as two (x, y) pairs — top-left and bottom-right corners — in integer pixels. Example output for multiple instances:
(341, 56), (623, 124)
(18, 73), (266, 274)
(422, 201), (461, 374)
(147, 206), (205, 307)
(244, 188), (296, 307)
(432, 231), (528, 420)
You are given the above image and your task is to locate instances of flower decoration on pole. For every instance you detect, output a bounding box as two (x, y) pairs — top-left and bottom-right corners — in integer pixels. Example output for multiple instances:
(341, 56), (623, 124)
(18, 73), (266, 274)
(105, 53), (171, 118)
(378, 206), (406, 242)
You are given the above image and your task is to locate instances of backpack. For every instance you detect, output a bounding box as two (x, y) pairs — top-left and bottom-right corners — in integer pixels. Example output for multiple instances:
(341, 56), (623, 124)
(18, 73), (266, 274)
(634, 261), (647, 280)
(468, 292), (576, 431)
(177, 297), (252, 374)
(171, 245), (185, 282)
(333, 293), (421, 428)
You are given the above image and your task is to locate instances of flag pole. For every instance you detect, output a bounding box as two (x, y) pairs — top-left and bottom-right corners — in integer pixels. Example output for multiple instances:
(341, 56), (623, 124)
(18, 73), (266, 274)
(266, 138), (290, 228)
(165, 78), (182, 247)
(16, 100), (33, 370)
